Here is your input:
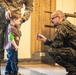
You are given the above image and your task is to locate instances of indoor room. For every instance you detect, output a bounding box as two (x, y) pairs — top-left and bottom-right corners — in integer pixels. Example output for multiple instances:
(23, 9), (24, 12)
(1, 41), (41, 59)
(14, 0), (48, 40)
(0, 0), (76, 75)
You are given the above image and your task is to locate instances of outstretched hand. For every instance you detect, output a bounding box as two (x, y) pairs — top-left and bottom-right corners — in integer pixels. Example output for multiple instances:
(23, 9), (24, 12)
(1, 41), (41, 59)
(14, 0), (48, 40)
(36, 34), (47, 42)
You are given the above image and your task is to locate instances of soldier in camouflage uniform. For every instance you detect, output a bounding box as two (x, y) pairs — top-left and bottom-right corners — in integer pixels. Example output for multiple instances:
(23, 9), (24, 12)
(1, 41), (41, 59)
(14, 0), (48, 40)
(0, 3), (8, 62)
(0, 0), (33, 62)
(37, 10), (76, 75)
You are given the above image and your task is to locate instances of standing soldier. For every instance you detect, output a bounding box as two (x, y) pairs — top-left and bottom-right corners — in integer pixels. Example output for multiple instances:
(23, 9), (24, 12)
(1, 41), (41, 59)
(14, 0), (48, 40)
(0, 0), (33, 61)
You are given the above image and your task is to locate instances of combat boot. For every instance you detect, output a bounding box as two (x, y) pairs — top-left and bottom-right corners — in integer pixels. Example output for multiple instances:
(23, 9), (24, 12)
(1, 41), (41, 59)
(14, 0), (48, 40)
(66, 71), (76, 75)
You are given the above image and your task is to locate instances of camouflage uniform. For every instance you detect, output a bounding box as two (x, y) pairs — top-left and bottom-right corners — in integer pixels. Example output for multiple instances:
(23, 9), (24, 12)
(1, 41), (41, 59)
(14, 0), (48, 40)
(44, 20), (76, 73)
(0, 0), (33, 61)
(0, 5), (8, 61)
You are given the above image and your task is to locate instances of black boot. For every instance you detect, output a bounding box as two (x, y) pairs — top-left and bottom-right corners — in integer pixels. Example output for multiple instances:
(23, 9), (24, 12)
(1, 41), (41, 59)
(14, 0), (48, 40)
(66, 71), (76, 75)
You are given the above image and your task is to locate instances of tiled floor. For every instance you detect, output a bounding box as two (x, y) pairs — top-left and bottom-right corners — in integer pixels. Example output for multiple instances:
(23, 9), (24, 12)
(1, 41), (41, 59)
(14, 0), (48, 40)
(1, 63), (67, 75)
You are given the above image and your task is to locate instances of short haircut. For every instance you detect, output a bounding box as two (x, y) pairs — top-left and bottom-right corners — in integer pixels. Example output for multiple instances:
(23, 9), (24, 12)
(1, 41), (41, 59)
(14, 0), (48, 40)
(55, 10), (65, 19)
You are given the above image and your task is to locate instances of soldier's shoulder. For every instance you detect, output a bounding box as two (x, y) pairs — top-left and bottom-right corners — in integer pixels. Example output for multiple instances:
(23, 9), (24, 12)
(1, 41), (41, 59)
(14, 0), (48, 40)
(24, 0), (33, 5)
(61, 20), (69, 25)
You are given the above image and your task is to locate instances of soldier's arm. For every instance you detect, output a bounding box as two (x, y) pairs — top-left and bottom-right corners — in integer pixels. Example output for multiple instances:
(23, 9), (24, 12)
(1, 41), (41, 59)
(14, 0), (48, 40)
(44, 24), (69, 47)
(50, 25), (68, 48)
(22, 0), (33, 22)
(0, 0), (9, 9)
(44, 39), (53, 46)
(0, 0), (12, 20)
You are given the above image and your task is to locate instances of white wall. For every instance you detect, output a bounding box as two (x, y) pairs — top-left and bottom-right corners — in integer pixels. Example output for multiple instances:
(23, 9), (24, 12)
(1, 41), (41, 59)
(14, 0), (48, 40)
(18, 17), (31, 59)
(56, 0), (76, 25)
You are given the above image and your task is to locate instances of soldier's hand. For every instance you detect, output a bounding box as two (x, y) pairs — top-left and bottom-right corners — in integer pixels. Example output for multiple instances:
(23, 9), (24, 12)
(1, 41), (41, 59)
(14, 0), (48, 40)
(36, 34), (47, 42)
(5, 9), (11, 20)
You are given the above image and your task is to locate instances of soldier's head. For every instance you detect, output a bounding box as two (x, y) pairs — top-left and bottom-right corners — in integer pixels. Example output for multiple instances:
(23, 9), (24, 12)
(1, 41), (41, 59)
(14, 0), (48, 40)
(51, 10), (65, 26)
(10, 11), (22, 26)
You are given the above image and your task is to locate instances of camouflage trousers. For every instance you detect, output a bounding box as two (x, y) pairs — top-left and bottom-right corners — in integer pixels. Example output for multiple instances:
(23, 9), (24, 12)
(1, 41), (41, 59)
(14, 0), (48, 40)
(0, 48), (4, 62)
(0, 6), (9, 62)
(48, 47), (76, 72)
(0, 29), (5, 62)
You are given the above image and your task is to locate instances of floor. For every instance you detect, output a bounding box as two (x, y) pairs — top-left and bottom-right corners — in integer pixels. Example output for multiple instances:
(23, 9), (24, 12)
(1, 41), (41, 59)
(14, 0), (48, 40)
(1, 63), (67, 75)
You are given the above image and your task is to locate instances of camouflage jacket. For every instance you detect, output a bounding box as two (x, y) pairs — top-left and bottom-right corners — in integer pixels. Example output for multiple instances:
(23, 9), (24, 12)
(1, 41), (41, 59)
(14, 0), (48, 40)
(0, 0), (33, 21)
(44, 20), (76, 50)
(0, 0), (33, 35)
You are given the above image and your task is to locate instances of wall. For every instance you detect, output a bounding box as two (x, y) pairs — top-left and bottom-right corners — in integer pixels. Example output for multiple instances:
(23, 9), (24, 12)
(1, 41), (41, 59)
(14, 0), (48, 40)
(18, 17), (31, 59)
(56, 0), (76, 25)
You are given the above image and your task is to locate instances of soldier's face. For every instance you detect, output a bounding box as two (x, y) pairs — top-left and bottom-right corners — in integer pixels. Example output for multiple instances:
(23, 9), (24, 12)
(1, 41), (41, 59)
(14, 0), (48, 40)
(51, 13), (60, 26)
